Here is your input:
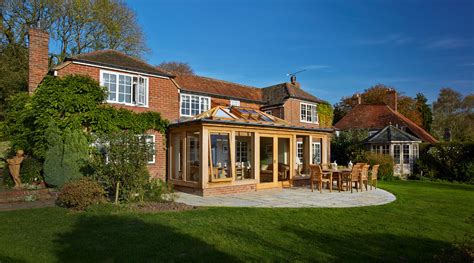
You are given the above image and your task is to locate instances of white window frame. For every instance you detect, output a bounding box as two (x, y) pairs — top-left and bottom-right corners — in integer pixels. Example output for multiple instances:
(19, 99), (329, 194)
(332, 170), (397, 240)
(312, 142), (321, 164)
(230, 100), (240, 106)
(144, 134), (156, 164)
(297, 141), (303, 163)
(180, 94), (211, 117)
(300, 102), (319, 124)
(100, 69), (149, 108)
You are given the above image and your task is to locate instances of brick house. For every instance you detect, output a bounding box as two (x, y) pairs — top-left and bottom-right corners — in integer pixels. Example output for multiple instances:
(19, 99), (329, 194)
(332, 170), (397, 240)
(28, 28), (334, 194)
(334, 93), (437, 177)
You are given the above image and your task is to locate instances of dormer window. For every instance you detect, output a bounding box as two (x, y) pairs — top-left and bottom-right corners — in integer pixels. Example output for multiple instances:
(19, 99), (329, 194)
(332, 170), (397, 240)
(101, 70), (148, 107)
(230, 100), (240, 106)
(300, 102), (318, 123)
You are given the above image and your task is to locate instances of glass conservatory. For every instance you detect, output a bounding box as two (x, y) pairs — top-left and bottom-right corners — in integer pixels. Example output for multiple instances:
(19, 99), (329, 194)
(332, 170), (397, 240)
(168, 106), (334, 196)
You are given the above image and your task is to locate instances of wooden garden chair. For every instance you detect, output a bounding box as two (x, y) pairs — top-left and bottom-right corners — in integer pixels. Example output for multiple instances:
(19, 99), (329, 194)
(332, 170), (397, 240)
(370, 164), (379, 190)
(310, 164), (332, 193)
(360, 164), (370, 191)
(347, 164), (362, 193)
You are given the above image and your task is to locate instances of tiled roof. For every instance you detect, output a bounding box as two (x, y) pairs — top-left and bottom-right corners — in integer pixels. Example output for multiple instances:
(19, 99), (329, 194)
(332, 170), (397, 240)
(363, 125), (421, 144)
(65, 50), (174, 77)
(262, 82), (326, 106)
(173, 74), (264, 103)
(334, 104), (438, 143)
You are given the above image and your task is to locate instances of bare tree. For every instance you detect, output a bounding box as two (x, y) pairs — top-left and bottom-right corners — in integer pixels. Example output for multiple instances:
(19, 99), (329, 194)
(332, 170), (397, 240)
(157, 61), (194, 75)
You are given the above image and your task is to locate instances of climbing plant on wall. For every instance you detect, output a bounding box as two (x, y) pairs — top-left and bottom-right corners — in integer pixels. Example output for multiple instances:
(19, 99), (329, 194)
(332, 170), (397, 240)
(3, 75), (169, 160)
(318, 103), (334, 128)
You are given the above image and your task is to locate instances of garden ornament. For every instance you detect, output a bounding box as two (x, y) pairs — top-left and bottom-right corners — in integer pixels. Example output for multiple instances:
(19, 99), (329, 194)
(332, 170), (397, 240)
(7, 150), (25, 189)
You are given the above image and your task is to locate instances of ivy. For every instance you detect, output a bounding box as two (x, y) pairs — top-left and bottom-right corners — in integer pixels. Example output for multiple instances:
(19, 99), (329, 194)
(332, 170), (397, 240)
(3, 75), (168, 159)
(318, 103), (334, 128)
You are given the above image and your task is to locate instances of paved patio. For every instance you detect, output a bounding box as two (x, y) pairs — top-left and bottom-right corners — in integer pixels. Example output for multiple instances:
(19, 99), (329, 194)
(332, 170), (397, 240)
(176, 187), (396, 208)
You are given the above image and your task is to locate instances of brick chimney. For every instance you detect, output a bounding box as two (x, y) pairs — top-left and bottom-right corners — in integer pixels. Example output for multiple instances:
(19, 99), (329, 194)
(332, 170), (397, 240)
(386, 89), (398, 111)
(28, 27), (49, 93)
(287, 75), (301, 88)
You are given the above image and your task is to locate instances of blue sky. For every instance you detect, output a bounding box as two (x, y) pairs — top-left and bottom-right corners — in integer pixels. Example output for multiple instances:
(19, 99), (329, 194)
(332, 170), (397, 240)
(127, 0), (473, 104)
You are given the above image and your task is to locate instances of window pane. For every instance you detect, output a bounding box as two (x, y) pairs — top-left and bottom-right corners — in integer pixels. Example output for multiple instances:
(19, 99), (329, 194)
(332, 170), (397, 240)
(235, 132), (253, 180)
(403, 145), (410, 164)
(209, 133), (231, 180)
(145, 135), (155, 163)
(191, 96), (200, 115)
(181, 95), (190, 116)
(312, 142), (321, 164)
(103, 73), (117, 102)
(394, 145), (401, 164)
(186, 131), (200, 182)
(201, 97), (209, 112)
(171, 133), (183, 180)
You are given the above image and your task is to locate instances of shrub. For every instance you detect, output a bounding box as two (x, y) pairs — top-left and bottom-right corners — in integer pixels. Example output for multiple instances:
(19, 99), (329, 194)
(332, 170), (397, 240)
(57, 177), (106, 210)
(143, 179), (177, 202)
(331, 129), (368, 165)
(89, 131), (151, 202)
(358, 151), (395, 180)
(414, 142), (473, 183)
(44, 122), (89, 188)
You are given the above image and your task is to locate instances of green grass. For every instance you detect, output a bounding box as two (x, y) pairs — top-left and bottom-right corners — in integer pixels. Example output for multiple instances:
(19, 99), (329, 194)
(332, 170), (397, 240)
(0, 181), (473, 262)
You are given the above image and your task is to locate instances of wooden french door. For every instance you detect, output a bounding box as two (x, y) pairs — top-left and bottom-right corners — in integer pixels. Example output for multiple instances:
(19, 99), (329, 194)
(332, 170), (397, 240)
(257, 134), (292, 189)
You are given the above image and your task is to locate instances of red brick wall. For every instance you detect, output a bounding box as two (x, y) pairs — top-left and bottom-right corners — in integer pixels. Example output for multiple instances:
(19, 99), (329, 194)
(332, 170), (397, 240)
(210, 97), (261, 109)
(263, 107), (284, 119)
(283, 99), (322, 129)
(56, 62), (180, 180)
(28, 28), (49, 93)
(203, 184), (256, 196)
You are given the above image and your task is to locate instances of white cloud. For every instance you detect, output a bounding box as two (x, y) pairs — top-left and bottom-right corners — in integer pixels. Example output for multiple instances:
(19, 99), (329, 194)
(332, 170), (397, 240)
(425, 38), (469, 49)
(357, 34), (413, 46)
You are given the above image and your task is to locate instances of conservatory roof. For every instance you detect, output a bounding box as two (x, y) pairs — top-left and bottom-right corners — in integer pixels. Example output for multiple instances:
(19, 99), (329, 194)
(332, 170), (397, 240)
(171, 106), (334, 133)
(363, 125), (422, 144)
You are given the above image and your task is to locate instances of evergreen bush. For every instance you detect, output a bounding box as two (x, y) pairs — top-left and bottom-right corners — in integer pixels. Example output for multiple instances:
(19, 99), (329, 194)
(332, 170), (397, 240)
(44, 122), (89, 188)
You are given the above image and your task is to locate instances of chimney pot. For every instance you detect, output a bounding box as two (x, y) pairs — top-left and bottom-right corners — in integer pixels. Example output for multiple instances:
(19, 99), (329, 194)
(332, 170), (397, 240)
(290, 75), (296, 84)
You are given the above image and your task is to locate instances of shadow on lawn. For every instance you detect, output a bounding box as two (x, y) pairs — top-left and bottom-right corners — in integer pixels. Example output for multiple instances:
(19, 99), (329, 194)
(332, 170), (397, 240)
(53, 214), (237, 262)
(218, 224), (466, 262)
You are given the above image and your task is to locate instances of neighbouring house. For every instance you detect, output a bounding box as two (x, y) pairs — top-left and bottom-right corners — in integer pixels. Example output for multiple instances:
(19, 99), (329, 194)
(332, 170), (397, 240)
(28, 28), (334, 195)
(334, 91), (437, 176)
(362, 125), (422, 177)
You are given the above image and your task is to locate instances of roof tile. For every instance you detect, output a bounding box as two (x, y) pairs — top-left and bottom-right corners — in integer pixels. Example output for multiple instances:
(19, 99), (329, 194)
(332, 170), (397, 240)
(334, 104), (438, 143)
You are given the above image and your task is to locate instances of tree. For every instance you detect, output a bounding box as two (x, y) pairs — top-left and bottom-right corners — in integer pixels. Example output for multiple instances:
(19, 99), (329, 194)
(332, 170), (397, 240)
(0, 42), (28, 120)
(0, 0), (148, 118)
(432, 88), (474, 142)
(157, 61), (194, 75)
(333, 84), (423, 126)
(89, 131), (150, 201)
(415, 93), (433, 132)
(1, 0), (148, 60)
(43, 122), (89, 187)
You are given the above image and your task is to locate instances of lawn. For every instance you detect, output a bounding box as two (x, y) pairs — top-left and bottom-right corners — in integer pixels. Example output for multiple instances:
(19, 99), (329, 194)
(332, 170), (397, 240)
(0, 181), (472, 262)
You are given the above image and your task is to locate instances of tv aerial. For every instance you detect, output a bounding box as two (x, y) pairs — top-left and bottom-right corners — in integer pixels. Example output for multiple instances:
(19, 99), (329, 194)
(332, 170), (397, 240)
(286, 69), (306, 77)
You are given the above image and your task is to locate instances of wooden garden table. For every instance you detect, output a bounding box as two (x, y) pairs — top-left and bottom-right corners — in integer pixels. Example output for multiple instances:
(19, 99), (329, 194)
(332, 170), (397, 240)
(323, 168), (352, 191)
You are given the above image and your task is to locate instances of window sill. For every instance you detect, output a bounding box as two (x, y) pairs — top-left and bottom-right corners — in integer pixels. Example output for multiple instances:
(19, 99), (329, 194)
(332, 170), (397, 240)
(107, 100), (149, 108)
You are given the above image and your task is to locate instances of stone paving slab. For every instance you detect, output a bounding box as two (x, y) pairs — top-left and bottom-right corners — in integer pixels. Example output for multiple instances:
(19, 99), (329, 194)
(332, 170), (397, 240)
(176, 187), (396, 208)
